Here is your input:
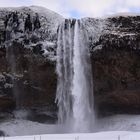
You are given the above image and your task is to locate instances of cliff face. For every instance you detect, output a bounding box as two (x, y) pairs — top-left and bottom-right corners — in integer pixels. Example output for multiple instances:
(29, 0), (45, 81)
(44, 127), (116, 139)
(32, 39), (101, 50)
(0, 6), (63, 121)
(0, 6), (140, 119)
(90, 16), (140, 116)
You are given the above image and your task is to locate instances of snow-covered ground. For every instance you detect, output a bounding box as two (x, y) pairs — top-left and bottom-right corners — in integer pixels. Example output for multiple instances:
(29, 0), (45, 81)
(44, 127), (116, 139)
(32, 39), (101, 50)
(1, 114), (140, 138)
(0, 131), (140, 140)
(96, 115), (140, 132)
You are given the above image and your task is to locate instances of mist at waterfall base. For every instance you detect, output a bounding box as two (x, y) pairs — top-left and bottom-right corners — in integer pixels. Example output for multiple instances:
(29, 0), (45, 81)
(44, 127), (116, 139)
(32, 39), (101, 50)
(55, 19), (94, 133)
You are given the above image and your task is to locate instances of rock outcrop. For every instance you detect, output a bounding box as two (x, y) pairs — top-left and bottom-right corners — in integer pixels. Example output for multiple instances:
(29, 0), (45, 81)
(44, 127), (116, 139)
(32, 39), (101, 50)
(89, 15), (140, 116)
(0, 6), (63, 121)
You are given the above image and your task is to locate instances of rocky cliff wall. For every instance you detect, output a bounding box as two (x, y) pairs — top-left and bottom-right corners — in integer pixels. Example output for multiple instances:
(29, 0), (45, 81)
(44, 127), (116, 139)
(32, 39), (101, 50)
(0, 6), (140, 119)
(90, 16), (140, 116)
(0, 6), (63, 122)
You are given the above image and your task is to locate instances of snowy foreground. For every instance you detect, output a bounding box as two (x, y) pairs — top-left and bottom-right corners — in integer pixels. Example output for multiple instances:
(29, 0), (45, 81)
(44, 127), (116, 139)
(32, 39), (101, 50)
(1, 115), (140, 139)
(0, 131), (140, 140)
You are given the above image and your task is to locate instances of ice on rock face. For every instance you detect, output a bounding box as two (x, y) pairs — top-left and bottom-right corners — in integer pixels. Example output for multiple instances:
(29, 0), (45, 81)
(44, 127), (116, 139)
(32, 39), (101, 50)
(0, 6), (64, 60)
(0, 74), (6, 82)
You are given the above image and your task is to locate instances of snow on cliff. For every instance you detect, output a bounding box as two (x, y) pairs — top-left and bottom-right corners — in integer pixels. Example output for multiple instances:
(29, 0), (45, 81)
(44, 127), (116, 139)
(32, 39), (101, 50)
(0, 5), (64, 33)
(0, 6), (64, 60)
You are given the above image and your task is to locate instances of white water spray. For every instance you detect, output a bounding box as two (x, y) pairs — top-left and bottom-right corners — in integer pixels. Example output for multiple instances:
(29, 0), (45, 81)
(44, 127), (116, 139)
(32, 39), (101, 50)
(56, 19), (94, 132)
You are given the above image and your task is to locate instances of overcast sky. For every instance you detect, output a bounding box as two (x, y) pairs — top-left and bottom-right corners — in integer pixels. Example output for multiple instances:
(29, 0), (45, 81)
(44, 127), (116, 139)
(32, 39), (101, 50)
(0, 0), (140, 18)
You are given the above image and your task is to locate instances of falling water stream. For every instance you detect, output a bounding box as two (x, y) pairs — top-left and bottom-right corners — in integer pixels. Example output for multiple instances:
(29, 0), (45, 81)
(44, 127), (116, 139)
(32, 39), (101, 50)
(56, 19), (94, 132)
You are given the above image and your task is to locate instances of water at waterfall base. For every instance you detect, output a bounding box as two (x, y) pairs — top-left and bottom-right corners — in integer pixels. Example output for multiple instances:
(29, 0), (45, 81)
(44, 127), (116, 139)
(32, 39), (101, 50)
(55, 19), (94, 133)
(1, 115), (140, 136)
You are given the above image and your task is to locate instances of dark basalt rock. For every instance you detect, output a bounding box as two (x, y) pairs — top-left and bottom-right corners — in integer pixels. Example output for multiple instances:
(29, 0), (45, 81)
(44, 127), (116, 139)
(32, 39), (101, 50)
(27, 110), (57, 124)
(98, 91), (140, 116)
(91, 16), (140, 116)
(0, 130), (5, 137)
(0, 6), (62, 119)
(0, 42), (57, 115)
(0, 96), (15, 112)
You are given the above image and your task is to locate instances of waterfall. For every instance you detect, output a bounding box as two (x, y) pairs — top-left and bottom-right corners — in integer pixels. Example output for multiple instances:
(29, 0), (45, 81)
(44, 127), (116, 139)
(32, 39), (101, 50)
(56, 19), (94, 132)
